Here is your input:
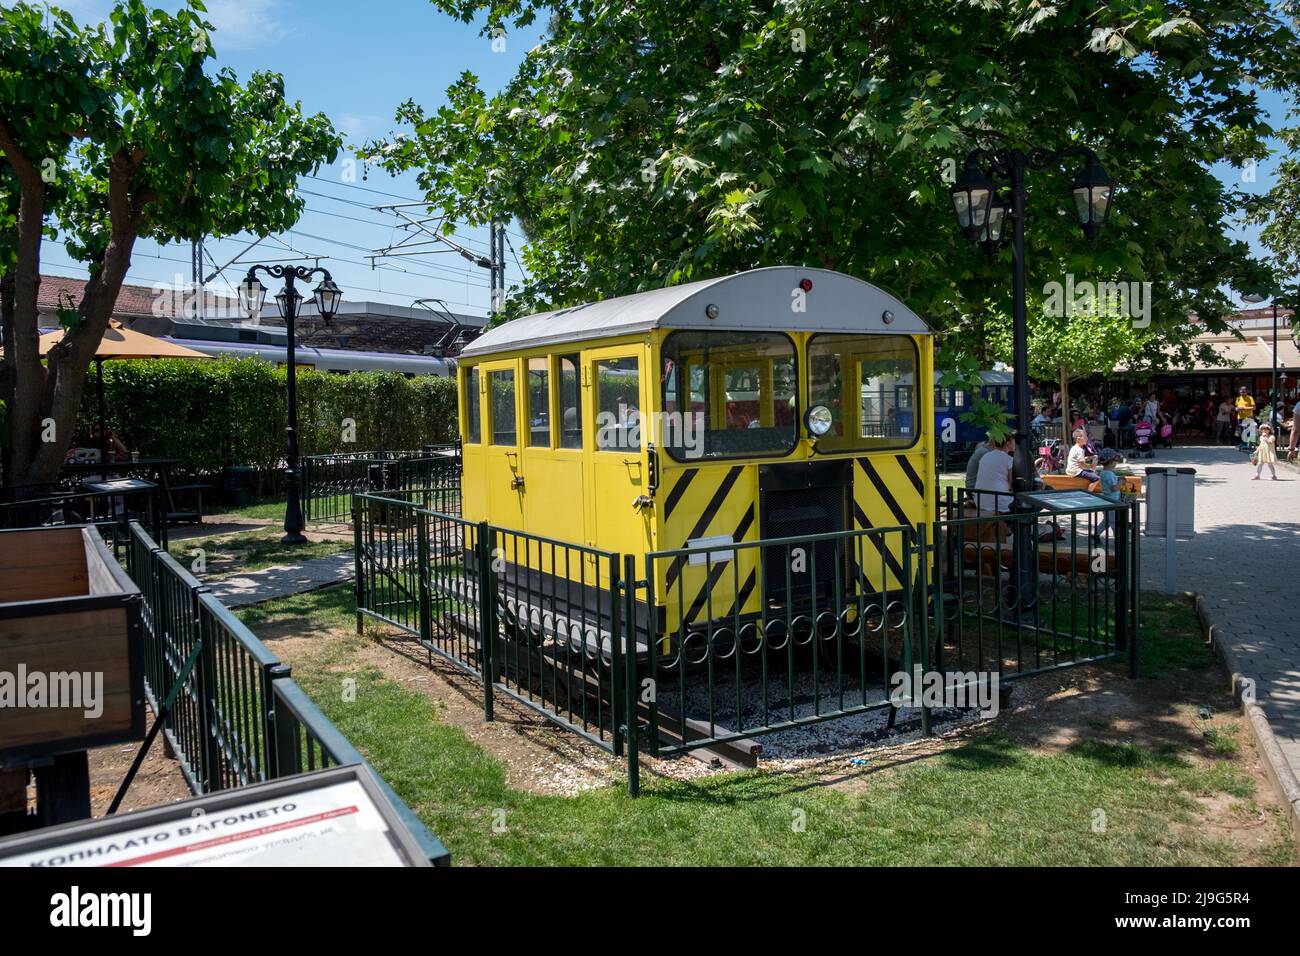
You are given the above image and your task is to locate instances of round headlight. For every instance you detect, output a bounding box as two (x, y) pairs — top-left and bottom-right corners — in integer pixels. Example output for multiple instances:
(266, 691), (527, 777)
(805, 404), (833, 437)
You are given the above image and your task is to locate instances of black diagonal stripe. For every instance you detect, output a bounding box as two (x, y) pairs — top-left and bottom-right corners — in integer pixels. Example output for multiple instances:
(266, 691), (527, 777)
(728, 569), (757, 621)
(731, 501), (755, 543)
(685, 559), (731, 625)
(665, 466), (744, 590)
(680, 503), (754, 625)
(857, 457), (910, 528)
(895, 454), (924, 499)
(854, 501), (907, 584)
(662, 467), (697, 521)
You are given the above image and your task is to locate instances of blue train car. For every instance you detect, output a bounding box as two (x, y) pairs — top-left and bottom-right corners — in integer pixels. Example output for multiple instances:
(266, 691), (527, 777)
(932, 370), (1014, 466)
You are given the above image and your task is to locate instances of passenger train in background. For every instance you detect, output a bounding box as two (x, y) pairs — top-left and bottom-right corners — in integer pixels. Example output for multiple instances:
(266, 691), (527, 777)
(162, 337), (457, 376)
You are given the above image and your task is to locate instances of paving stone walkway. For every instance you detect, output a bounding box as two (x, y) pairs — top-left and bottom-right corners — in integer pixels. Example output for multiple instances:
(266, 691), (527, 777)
(205, 551), (355, 608)
(1135, 445), (1300, 777)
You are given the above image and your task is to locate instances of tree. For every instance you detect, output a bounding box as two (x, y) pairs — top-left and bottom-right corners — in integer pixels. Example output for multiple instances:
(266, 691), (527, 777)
(1249, 125), (1300, 331)
(0, 1), (340, 486)
(363, 0), (1295, 425)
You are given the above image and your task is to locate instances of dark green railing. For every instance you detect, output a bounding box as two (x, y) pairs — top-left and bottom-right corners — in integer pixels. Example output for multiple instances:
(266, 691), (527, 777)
(302, 444), (461, 523)
(2, 483), (167, 552)
(353, 490), (1141, 795)
(125, 521), (449, 863)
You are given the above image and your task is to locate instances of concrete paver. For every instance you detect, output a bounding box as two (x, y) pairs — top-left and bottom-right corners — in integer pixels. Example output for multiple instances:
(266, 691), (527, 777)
(1136, 445), (1300, 779)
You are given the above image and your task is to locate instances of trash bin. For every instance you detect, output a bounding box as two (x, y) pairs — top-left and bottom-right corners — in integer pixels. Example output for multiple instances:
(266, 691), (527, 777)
(222, 465), (257, 507)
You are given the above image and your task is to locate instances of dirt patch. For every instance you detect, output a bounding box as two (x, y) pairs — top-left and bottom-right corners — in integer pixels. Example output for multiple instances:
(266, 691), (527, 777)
(258, 617), (718, 795)
(86, 724), (194, 817)
(992, 663), (1291, 860)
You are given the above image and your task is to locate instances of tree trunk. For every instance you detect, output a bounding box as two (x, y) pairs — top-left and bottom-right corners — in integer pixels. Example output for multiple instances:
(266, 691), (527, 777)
(3, 144), (144, 489)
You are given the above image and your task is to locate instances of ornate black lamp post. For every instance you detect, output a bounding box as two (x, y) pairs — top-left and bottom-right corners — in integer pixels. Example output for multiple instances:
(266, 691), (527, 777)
(238, 266), (343, 544)
(950, 146), (1115, 492)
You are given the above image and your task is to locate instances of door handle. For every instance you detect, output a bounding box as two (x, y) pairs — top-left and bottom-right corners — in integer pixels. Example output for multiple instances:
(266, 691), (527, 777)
(511, 475), (525, 490)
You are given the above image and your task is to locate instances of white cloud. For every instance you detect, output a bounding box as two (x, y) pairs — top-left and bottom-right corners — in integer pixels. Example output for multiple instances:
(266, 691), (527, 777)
(40, 0), (290, 52)
(197, 0), (292, 52)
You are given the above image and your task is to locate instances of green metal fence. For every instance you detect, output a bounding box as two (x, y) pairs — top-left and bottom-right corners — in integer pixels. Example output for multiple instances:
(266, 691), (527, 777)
(124, 521), (448, 862)
(354, 493), (627, 752)
(302, 445), (460, 523)
(353, 491), (1141, 795)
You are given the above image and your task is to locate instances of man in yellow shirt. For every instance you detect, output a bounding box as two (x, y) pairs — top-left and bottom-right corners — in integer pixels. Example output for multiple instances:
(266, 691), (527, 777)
(1235, 387), (1256, 449)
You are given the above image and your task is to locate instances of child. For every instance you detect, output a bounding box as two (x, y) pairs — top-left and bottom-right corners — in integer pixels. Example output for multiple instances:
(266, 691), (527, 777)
(1252, 423), (1278, 480)
(1092, 448), (1122, 540)
(1065, 429), (1099, 482)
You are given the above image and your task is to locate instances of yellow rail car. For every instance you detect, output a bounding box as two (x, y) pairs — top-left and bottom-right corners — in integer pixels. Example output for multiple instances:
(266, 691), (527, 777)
(456, 266), (935, 648)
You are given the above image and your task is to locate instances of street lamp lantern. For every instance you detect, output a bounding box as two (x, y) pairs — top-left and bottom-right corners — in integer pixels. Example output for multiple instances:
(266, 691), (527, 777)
(981, 193), (1010, 251)
(275, 286), (304, 319)
(950, 159), (995, 242)
(1070, 154), (1114, 243)
(238, 276), (268, 318)
(313, 276), (343, 321)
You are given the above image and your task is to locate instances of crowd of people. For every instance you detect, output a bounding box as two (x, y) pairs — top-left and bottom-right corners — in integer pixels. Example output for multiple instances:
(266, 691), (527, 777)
(1026, 384), (1299, 460)
(964, 382), (1296, 521)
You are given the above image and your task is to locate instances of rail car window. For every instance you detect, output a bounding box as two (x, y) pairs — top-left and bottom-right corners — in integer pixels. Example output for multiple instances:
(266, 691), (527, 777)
(660, 331), (797, 460)
(808, 334), (920, 452)
(595, 356), (640, 451)
(527, 357), (550, 447)
(465, 367), (481, 444)
(489, 369), (517, 446)
(558, 354), (582, 449)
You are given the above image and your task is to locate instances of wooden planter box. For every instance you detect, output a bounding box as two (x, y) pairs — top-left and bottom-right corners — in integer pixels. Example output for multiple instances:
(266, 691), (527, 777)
(0, 526), (146, 761)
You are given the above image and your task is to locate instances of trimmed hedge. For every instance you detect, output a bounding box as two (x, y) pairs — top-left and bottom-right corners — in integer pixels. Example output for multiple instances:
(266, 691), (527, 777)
(75, 357), (459, 476)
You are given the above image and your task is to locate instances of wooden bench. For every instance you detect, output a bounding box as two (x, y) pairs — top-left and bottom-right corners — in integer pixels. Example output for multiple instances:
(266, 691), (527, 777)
(962, 539), (1116, 576)
(1040, 473), (1142, 495)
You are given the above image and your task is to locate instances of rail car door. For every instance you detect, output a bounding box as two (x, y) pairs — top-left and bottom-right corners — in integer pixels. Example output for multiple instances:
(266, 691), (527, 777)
(584, 346), (650, 571)
(520, 353), (587, 544)
(482, 359), (525, 533)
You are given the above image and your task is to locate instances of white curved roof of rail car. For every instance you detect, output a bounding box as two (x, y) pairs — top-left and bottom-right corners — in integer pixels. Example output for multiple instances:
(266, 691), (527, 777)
(458, 266), (929, 358)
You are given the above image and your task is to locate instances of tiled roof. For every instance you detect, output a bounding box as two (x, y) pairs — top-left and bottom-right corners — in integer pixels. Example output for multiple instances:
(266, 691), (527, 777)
(37, 273), (239, 319)
(38, 274), (482, 356)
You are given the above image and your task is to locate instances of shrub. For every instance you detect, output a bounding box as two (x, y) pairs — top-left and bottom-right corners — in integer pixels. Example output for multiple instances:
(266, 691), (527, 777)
(75, 357), (459, 476)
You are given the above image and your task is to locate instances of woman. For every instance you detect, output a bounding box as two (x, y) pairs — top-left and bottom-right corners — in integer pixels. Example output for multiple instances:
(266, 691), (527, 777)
(973, 434), (1016, 515)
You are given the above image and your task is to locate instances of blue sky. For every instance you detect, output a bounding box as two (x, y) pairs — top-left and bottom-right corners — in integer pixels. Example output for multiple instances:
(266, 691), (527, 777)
(41, 0), (532, 316)
(33, 0), (1293, 316)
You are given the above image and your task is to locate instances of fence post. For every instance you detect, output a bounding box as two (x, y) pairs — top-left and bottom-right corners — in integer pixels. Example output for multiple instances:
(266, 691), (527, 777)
(194, 590), (223, 793)
(416, 510), (433, 648)
(353, 499), (364, 635)
(1114, 503), (1131, 673)
(623, 554), (640, 797)
(610, 554), (624, 758)
(477, 521), (496, 721)
(267, 663), (299, 779)
(920, 522), (930, 738)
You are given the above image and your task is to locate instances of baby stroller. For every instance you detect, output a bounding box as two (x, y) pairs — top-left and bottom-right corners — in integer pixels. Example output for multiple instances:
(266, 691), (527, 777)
(1133, 419), (1155, 458)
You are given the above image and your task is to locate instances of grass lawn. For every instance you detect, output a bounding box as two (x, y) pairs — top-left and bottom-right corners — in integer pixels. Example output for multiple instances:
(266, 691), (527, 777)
(207, 498), (290, 522)
(237, 587), (1297, 867)
(171, 526), (351, 573)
